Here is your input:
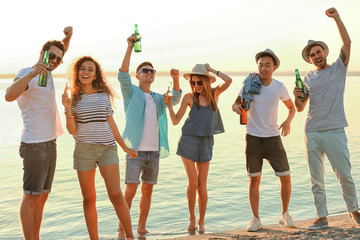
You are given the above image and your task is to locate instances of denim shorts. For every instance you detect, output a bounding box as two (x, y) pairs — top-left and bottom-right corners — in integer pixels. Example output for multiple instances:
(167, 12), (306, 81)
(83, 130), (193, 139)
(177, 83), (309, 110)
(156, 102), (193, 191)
(73, 142), (119, 171)
(246, 134), (290, 177)
(176, 134), (214, 162)
(125, 151), (160, 185)
(19, 140), (57, 195)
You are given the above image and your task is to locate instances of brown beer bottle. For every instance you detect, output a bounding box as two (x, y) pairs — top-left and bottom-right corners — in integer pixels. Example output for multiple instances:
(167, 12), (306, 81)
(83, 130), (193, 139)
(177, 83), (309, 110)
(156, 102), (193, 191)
(240, 98), (247, 125)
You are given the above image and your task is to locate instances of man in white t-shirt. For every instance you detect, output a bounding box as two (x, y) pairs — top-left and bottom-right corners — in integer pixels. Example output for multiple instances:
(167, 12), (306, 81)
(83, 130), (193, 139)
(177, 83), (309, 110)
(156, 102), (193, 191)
(232, 49), (296, 232)
(5, 27), (72, 239)
(294, 8), (360, 230)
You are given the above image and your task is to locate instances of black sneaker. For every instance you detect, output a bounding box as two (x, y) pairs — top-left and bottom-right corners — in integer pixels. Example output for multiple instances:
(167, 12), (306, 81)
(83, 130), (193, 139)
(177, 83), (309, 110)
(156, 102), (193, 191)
(308, 217), (328, 230)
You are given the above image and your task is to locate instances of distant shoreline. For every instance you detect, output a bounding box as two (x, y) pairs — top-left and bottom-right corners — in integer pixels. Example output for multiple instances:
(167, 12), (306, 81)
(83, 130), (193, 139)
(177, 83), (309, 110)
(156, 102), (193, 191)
(1, 71), (360, 79)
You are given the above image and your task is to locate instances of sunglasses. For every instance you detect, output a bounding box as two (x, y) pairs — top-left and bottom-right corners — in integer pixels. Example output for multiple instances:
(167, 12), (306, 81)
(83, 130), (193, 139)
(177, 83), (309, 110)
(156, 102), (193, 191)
(49, 52), (62, 64)
(138, 68), (156, 75)
(190, 80), (203, 86)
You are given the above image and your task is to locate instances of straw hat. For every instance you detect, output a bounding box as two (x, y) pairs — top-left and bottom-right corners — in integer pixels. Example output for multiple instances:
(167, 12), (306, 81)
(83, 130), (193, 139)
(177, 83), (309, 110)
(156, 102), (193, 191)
(255, 48), (280, 68)
(302, 40), (329, 63)
(183, 64), (216, 83)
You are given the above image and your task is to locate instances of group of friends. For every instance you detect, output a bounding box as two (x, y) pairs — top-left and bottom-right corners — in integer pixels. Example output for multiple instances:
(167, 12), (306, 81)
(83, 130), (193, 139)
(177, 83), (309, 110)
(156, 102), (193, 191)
(4, 7), (360, 240)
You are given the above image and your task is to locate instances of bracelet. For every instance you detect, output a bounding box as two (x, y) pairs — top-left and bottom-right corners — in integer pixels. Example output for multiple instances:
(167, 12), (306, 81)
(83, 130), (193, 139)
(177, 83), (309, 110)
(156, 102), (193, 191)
(65, 110), (74, 119)
(216, 71), (220, 76)
(66, 113), (74, 119)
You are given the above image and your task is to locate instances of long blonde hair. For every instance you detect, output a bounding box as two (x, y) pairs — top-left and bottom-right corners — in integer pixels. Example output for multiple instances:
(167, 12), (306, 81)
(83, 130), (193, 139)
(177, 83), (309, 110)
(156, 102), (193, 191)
(190, 74), (218, 112)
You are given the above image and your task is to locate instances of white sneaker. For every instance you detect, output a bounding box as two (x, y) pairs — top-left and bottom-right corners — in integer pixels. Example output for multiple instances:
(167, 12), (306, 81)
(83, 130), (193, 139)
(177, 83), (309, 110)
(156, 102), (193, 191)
(279, 211), (296, 227)
(246, 217), (262, 232)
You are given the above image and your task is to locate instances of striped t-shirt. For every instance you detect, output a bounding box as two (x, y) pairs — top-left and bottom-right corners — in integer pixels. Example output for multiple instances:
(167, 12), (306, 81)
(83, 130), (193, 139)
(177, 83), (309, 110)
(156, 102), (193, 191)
(72, 92), (115, 146)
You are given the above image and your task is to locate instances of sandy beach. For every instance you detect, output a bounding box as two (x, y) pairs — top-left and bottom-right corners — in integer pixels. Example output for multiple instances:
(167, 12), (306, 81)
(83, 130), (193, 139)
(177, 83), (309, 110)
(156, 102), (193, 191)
(172, 213), (360, 240)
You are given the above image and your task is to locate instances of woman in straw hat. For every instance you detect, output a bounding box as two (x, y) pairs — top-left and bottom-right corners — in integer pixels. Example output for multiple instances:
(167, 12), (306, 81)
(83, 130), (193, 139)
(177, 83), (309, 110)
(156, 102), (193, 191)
(165, 63), (232, 232)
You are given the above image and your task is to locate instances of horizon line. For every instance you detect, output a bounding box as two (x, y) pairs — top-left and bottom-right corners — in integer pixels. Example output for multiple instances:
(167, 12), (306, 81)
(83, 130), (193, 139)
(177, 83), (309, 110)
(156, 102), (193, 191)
(1, 71), (360, 79)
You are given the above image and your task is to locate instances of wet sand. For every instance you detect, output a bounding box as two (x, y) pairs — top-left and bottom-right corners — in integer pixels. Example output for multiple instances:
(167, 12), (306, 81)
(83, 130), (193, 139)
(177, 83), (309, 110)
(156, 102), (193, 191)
(171, 213), (360, 240)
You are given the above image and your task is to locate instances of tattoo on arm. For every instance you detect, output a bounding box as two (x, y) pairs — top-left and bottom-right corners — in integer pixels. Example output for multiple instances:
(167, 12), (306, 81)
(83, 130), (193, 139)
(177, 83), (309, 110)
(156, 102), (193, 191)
(235, 96), (242, 104)
(340, 49), (347, 64)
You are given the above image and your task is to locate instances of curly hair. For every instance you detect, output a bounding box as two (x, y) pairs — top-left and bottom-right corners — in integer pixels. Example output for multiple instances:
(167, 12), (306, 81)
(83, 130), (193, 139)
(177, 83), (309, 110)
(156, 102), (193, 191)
(190, 74), (218, 112)
(70, 56), (114, 106)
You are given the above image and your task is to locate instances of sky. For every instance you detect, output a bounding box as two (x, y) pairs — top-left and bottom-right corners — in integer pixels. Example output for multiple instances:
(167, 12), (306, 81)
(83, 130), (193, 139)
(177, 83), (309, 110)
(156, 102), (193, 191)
(1, 0), (359, 76)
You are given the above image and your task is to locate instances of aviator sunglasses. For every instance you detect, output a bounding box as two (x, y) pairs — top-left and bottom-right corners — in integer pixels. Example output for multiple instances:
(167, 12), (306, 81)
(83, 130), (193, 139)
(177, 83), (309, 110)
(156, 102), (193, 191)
(49, 52), (62, 64)
(190, 80), (203, 86)
(138, 68), (156, 75)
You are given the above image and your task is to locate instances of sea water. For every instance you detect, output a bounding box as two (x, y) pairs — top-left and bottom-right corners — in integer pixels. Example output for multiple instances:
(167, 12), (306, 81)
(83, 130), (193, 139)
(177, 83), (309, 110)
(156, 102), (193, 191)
(0, 75), (359, 239)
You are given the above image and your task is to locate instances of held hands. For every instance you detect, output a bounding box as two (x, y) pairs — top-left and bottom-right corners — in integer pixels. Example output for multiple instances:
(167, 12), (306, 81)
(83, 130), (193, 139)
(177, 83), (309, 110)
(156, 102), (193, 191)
(126, 147), (138, 158)
(279, 120), (291, 137)
(31, 52), (48, 78)
(325, 8), (339, 18)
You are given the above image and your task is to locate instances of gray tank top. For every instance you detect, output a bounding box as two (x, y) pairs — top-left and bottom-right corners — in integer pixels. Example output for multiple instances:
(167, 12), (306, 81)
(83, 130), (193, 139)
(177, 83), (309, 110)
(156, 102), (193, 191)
(181, 103), (225, 137)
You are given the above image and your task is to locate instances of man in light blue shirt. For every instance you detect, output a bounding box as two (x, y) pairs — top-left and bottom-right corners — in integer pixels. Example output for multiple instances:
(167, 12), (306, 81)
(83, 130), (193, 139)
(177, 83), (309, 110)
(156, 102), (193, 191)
(117, 33), (181, 236)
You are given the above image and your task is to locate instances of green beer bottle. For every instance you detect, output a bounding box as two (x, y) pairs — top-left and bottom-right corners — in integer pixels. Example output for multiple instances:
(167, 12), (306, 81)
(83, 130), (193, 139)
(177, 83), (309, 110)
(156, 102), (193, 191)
(38, 51), (49, 87)
(295, 69), (304, 99)
(134, 24), (142, 53)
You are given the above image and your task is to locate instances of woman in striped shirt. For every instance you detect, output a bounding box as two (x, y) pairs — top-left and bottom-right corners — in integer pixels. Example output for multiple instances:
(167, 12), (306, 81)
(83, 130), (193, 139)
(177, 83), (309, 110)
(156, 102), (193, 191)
(62, 56), (136, 240)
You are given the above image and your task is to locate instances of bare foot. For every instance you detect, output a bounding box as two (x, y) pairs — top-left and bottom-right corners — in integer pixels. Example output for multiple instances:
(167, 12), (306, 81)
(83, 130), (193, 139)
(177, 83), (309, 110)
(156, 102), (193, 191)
(188, 218), (198, 231)
(137, 228), (149, 235)
(198, 221), (205, 233)
(117, 228), (125, 239)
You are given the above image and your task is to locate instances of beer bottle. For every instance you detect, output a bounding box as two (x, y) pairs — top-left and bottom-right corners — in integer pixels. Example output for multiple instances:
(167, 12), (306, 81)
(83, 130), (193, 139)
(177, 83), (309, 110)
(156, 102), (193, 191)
(38, 51), (49, 87)
(240, 98), (247, 125)
(134, 24), (142, 53)
(295, 69), (305, 99)
(166, 82), (172, 97)
(65, 80), (72, 99)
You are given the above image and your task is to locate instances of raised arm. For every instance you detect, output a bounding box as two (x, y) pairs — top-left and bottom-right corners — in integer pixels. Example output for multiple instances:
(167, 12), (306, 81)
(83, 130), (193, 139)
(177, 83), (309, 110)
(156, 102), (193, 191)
(5, 52), (47, 102)
(205, 64), (232, 100)
(170, 68), (180, 92)
(326, 8), (351, 66)
(62, 26), (73, 54)
(61, 86), (77, 135)
(120, 34), (137, 72)
(167, 93), (192, 125)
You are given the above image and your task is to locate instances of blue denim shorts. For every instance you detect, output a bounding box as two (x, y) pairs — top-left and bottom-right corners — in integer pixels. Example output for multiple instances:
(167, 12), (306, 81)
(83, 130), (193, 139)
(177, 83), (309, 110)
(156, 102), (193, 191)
(19, 140), (57, 195)
(176, 134), (214, 162)
(125, 151), (160, 185)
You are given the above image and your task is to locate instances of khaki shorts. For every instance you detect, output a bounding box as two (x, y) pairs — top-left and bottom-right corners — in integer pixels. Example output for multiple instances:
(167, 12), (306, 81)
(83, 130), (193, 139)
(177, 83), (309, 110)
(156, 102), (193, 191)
(73, 142), (119, 171)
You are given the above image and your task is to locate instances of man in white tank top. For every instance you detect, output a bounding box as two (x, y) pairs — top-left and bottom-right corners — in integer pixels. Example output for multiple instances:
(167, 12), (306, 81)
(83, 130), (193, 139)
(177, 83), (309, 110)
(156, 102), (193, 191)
(232, 49), (296, 232)
(5, 27), (73, 239)
(294, 8), (360, 230)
